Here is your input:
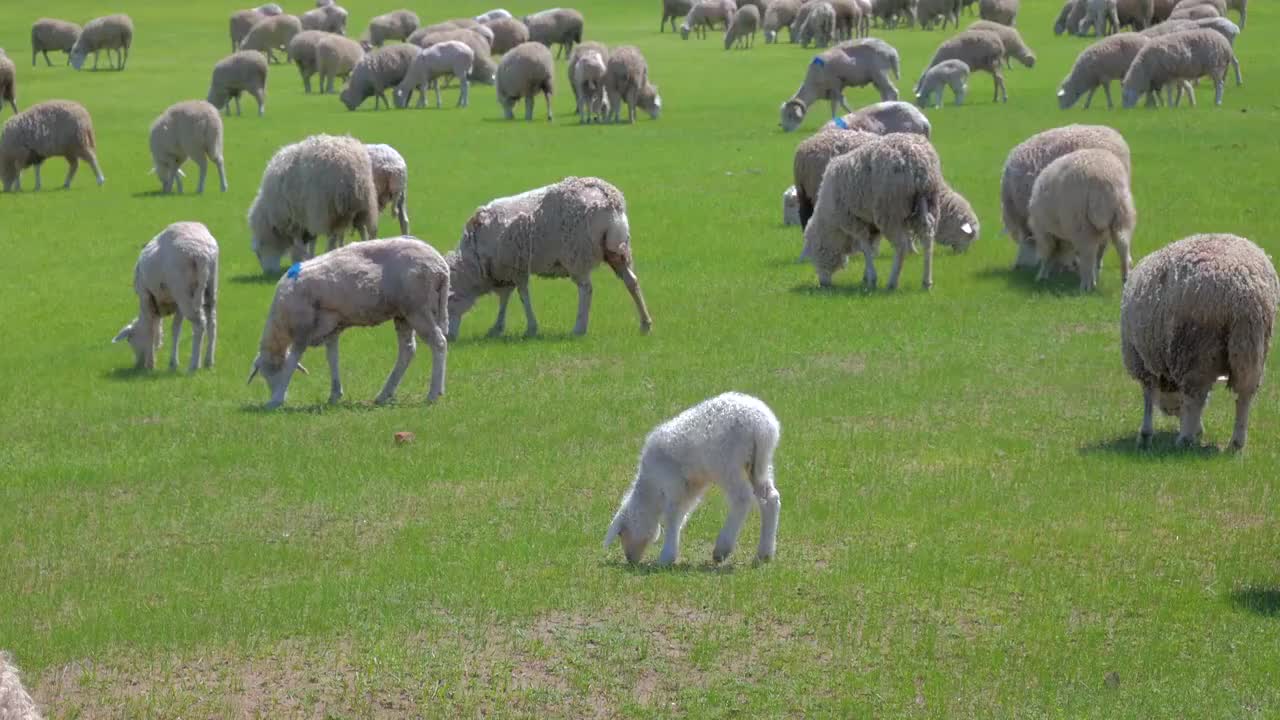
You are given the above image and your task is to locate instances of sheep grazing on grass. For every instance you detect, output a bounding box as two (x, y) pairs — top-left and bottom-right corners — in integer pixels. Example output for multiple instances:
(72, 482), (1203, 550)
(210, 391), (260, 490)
(31, 18), (81, 67)
(979, 0), (1019, 25)
(604, 392), (781, 566)
(149, 100), (226, 194)
(830, 100), (932, 135)
(682, 0), (738, 39)
(70, 14), (133, 71)
(569, 45), (610, 122)
(792, 127), (880, 229)
(316, 35), (363, 94)
(1055, 0), (1090, 34)
(937, 185), (981, 253)
(802, 133), (947, 289)
(764, 0), (801, 41)
(113, 222), (219, 373)
(663, 0), (696, 31)
(1117, 0), (1156, 28)
(524, 8), (584, 58)
(1169, 2), (1220, 19)
(446, 176), (653, 339)
(871, 0), (918, 28)
(367, 143), (410, 235)
(395, 41), (475, 109)
(923, 29), (1008, 102)
(240, 14), (302, 64)
(0, 54), (15, 116)
(339, 44), (418, 110)
(247, 134), (379, 273)
(1121, 28), (1233, 107)
(967, 20), (1036, 68)
(249, 237), (450, 409)
(799, 2), (838, 47)
(1122, 234), (1279, 450)
(0, 652), (40, 720)
(1028, 148), (1135, 291)
(725, 4), (761, 48)
(365, 10), (420, 47)
(915, 59), (970, 106)
(1057, 33), (1154, 109)
(779, 39), (901, 131)
(300, 4), (348, 35)
(229, 7), (282, 53)
(568, 42), (609, 114)
(1142, 17), (1242, 86)
(208, 50), (269, 117)
(287, 30), (329, 93)
(495, 42), (555, 121)
(605, 45), (662, 123)
(0, 100), (103, 192)
(485, 17), (531, 53)
(411, 29), (496, 84)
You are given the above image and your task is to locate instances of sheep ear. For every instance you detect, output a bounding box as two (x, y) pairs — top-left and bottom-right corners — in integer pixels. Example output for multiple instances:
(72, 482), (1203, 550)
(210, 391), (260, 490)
(961, 222), (974, 236)
(112, 323), (134, 343)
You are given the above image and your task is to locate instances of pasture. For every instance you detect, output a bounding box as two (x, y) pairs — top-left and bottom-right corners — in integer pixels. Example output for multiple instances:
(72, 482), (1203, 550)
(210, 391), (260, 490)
(2, 0), (1280, 716)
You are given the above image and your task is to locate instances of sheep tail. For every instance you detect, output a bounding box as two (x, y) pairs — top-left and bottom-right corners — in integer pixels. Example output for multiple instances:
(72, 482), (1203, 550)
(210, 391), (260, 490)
(749, 422), (777, 496)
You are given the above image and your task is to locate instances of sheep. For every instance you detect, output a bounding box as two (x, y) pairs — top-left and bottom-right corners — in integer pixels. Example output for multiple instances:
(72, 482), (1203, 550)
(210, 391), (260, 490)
(524, 8), (584, 58)
(917, 0), (961, 29)
(1121, 234), (1279, 450)
(764, 0), (802, 41)
(915, 59), (969, 106)
(967, 20), (1037, 67)
(240, 14), (302, 64)
(229, 7), (283, 52)
(663, 0), (697, 31)
(604, 392), (782, 566)
(69, 14), (133, 71)
(0, 100), (103, 192)
(802, 133), (947, 289)
(247, 134), (379, 273)
(366, 143), (410, 236)
(1057, 33), (1152, 109)
(979, 0), (1019, 25)
(567, 41), (609, 115)
(412, 29), (497, 84)
(827, 0), (865, 40)
(937, 185), (981, 253)
(495, 41), (555, 121)
(477, 9), (514, 22)
(1078, 0), (1121, 35)
(831, 100), (932, 135)
(783, 186), (802, 225)
(339, 44), (418, 110)
(792, 127), (880, 229)
(445, 176), (653, 339)
(1027, 148), (1135, 291)
(1055, 0), (1090, 34)
(149, 100), (226, 194)
(112, 222), (219, 373)
(31, 18), (80, 67)
(0, 54), (15, 116)
(207, 50), (269, 117)
(1121, 28), (1234, 107)
(300, 4), (348, 35)
(249, 237), (450, 409)
(1169, 2), (1220, 19)
(1228, 0), (1246, 27)
(484, 17), (531, 53)
(395, 41), (474, 109)
(1143, 17), (1242, 85)
(365, 10), (420, 47)
(726, 4), (761, 48)
(316, 35), (363, 94)
(287, 30), (329, 93)
(0, 652), (41, 720)
(922, 30), (1008, 102)
(799, 2), (838, 47)
(682, 0), (738, 39)
(779, 39), (901, 131)
(871, 0), (918, 28)
(604, 46), (662, 123)
(1116, 0), (1155, 28)
(570, 48), (610, 122)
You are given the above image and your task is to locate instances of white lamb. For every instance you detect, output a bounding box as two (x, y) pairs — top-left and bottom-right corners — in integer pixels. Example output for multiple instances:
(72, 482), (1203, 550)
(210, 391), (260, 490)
(915, 58), (970, 106)
(113, 222), (219, 373)
(571, 48), (609, 122)
(604, 392), (782, 566)
(394, 41), (475, 109)
(149, 100), (226, 194)
(366, 143), (410, 236)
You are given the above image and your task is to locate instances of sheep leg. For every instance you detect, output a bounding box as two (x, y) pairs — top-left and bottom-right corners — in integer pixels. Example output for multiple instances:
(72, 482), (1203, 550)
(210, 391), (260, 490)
(1214, 76), (1225, 105)
(204, 295), (216, 368)
(517, 283), (539, 337)
(1103, 83), (1115, 109)
(253, 88), (265, 117)
(1138, 384), (1155, 448)
(993, 69), (1007, 103)
(1232, 57), (1242, 87)
(395, 194), (409, 235)
(62, 157), (78, 189)
(656, 501), (685, 566)
(1176, 390), (1208, 447)
(192, 157), (209, 194)
(606, 89), (621, 123)
(83, 150), (105, 186)
(213, 153), (227, 192)
(430, 80), (440, 108)
(921, 234), (934, 290)
(712, 478), (754, 563)
(374, 318), (416, 405)
(487, 287), (514, 337)
(169, 313), (184, 370)
(606, 256), (654, 333)
(325, 337), (343, 404)
(757, 485), (781, 562)
(327, 232), (343, 252)
(92, 50), (100, 70)
(459, 78), (470, 108)
(885, 240), (908, 291)
(1230, 388), (1256, 450)
(185, 301), (207, 373)
(33, 162), (42, 191)
(1077, 245), (1098, 291)
(42, 50), (53, 67)
(524, 94), (534, 121)
(409, 310), (448, 403)
(861, 241), (879, 289)
(233, 95), (243, 116)
(544, 89), (554, 122)
(571, 278), (594, 336)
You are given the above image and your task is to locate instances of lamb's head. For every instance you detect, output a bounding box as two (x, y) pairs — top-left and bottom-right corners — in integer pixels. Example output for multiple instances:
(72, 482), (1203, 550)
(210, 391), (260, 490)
(113, 318), (162, 369)
(638, 83), (662, 119)
(471, 55), (497, 84)
(603, 491), (662, 564)
(779, 99), (807, 132)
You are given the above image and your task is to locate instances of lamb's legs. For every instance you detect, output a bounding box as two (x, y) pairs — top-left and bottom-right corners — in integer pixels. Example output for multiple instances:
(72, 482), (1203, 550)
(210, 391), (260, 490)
(374, 318), (416, 404)
(572, 277), (593, 336)
(757, 486), (781, 562)
(487, 287), (514, 336)
(213, 153), (227, 192)
(1230, 388), (1256, 450)
(712, 478), (754, 563)
(62, 156), (78, 189)
(656, 502), (685, 566)
(169, 313), (184, 370)
(432, 80), (442, 108)
(325, 337), (343, 403)
(408, 310), (447, 403)
(1083, 86), (1096, 109)
(1176, 389), (1209, 447)
(606, 89), (621, 122)
(517, 283), (539, 337)
(1138, 384), (1155, 448)
(605, 255), (653, 333)
(327, 233), (343, 252)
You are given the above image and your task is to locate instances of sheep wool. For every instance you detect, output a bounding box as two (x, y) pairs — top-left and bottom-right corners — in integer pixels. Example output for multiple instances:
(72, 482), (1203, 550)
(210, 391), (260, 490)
(567, 41), (609, 114)
(682, 0), (738, 39)
(1057, 32), (1149, 109)
(570, 47), (609, 122)
(763, 0), (802, 42)
(495, 41), (555, 121)
(287, 30), (330, 93)
(792, 126), (880, 230)
(1121, 28), (1234, 107)
(31, 18), (81, 67)
(485, 17), (531, 53)
(300, 4), (348, 35)
(149, 100), (226, 194)
(339, 43), (418, 110)
(779, 39), (901, 131)
(979, 0), (1019, 25)
(69, 14), (133, 71)
(412, 29), (496, 83)
(967, 20), (1037, 67)
(831, 100), (932, 136)
(366, 144), (410, 235)
(725, 4), (761, 48)
(923, 29), (1008, 102)
(916, 58), (970, 107)
(315, 35), (364, 94)
(800, 2), (837, 47)
(0, 99), (104, 192)
(524, 7), (585, 58)
(396, 42), (475, 109)
(366, 10), (421, 47)
(239, 14), (303, 64)
(0, 54), (15, 116)
(604, 46), (661, 123)
(207, 50), (269, 117)
(0, 652), (40, 720)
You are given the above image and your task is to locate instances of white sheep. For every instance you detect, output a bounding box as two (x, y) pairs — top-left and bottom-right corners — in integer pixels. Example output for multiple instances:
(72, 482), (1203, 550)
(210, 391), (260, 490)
(725, 4), (761, 48)
(395, 41), (474, 109)
(366, 143), (410, 235)
(287, 30), (329, 93)
(113, 222), (219, 373)
(1121, 27), (1234, 107)
(149, 100), (226, 194)
(1142, 17), (1242, 85)
(663, 0), (696, 31)
(300, 4), (348, 35)
(365, 10), (420, 47)
(917, 0), (961, 29)
(339, 44), (418, 110)
(229, 7), (283, 53)
(31, 18), (81, 67)
(570, 48), (610, 122)
(239, 14), (302, 64)
(779, 39), (901, 131)
(1121, 234), (1280, 450)
(979, 0), (1019, 24)
(207, 50), (269, 117)
(411, 28), (496, 84)
(682, 0), (738, 39)
(567, 41), (608, 116)
(915, 58), (970, 106)
(495, 41), (555, 121)
(0, 652), (40, 720)
(1056, 33), (1191, 108)
(0, 54), (15, 116)
(792, 126), (880, 231)
(922, 29), (1008, 102)
(0, 100), (104, 192)
(605, 45), (662, 123)
(446, 176), (653, 339)
(316, 34), (364, 94)
(1028, 148), (1135, 291)
(1168, 1), (1220, 19)
(967, 20), (1037, 67)
(830, 100), (932, 135)
(524, 7), (585, 58)
(799, 2), (837, 47)
(69, 14), (133, 71)
(763, 0), (801, 41)
(248, 237), (450, 409)
(604, 392), (782, 566)
(247, 134), (379, 272)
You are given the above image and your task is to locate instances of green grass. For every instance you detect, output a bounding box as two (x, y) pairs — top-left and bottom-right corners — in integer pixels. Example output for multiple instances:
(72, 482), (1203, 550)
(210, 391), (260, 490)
(3, 0), (1280, 716)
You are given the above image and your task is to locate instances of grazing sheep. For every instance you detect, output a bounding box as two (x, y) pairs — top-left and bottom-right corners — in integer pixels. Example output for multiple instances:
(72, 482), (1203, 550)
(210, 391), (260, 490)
(605, 45), (662, 123)
(395, 41), (474, 109)
(249, 237), (450, 409)
(779, 39), (901, 131)
(0, 100), (103, 192)
(1028, 148), (1135, 290)
(937, 185), (981, 253)
(300, 4), (348, 34)
(1078, 0), (1121, 35)
(831, 100), (932, 135)
(571, 48), (609, 122)
(682, 0), (738, 39)
(207, 50), (269, 117)
(792, 126), (880, 229)
(0, 54), (15, 116)
(31, 18), (81, 67)
(726, 4), (761, 48)
(827, 0), (865, 40)
(339, 43), (418, 110)
(366, 143), (410, 236)
(783, 186), (802, 225)
(604, 392), (782, 566)
(1169, 2), (1220, 19)
(1121, 28), (1233, 107)
(229, 7), (282, 52)
(287, 30), (329, 93)
(917, 0), (962, 29)
(524, 8), (584, 58)
(149, 100), (226, 194)
(968, 20), (1037, 67)
(69, 14), (133, 71)
(1057, 33), (1151, 109)
(923, 29), (1007, 102)
(364, 10), (420, 46)
(802, 133), (947, 289)
(0, 652), (41, 720)
(764, 0), (802, 41)
(1121, 234), (1279, 449)
(446, 176), (653, 339)
(979, 0), (1019, 24)
(247, 134), (379, 272)
(663, 0), (697, 31)
(485, 17), (531, 53)
(799, 2), (838, 47)
(240, 14), (302, 64)
(916, 59), (970, 106)
(1151, 0), (1178, 19)
(1143, 17), (1242, 84)
(1055, 0), (1090, 34)
(411, 29), (496, 83)
(568, 41), (609, 115)
(495, 41), (555, 121)
(113, 222), (219, 373)
(316, 34), (364, 93)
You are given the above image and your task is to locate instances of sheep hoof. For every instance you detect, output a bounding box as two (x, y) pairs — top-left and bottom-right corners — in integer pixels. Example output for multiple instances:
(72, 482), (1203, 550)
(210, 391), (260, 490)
(427, 391), (442, 404)
(1136, 433), (1152, 450)
(639, 321), (652, 335)
(374, 394), (394, 406)
(755, 551), (774, 563)
(328, 392), (343, 405)
(264, 400), (284, 410)
(524, 327), (540, 338)
(1174, 434), (1195, 449)
(486, 325), (505, 338)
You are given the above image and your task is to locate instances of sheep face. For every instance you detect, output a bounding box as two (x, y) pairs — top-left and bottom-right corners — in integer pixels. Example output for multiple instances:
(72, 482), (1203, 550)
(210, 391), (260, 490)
(605, 510), (661, 564)
(339, 83), (363, 110)
(1121, 86), (1142, 108)
(247, 353), (293, 406)
(69, 49), (88, 70)
(1157, 389), (1183, 416)
(113, 319), (162, 369)
(779, 99), (807, 132)
(253, 239), (287, 274)
(638, 84), (662, 119)
(938, 215), (978, 253)
(1056, 83), (1082, 109)
(472, 56), (498, 84)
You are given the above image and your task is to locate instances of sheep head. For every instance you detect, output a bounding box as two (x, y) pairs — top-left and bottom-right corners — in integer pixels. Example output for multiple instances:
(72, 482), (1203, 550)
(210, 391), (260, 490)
(638, 83), (662, 119)
(604, 503), (661, 564)
(779, 99), (807, 131)
(113, 319), (161, 369)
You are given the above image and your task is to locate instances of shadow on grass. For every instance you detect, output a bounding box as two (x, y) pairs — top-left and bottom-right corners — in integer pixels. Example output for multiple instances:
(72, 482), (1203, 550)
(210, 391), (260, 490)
(102, 366), (193, 382)
(447, 330), (582, 348)
(601, 559), (743, 575)
(130, 190), (171, 199)
(974, 266), (1083, 295)
(788, 282), (928, 298)
(1230, 587), (1280, 617)
(229, 273), (282, 285)
(1079, 431), (1224, 459)
(238, 397), (434, 415)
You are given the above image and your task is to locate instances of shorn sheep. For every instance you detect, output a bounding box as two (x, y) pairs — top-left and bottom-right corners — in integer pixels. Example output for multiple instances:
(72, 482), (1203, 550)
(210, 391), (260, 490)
(495, 41), (555, 121)
(0, 53), (15, 116)
(149, 100), (226, 194)
(1028, 148), (1135, 291)
(967, 20), (1037, 68)
(69, 14), (133, 71)
(831, 100), (932, 135)
(779, 39), (901, 131)
(605, 45), (662, 123)
(725, 4), (761, 48)
(207, 50), (269, 117)
(247, 133), (379, 273)
(249, 237), (451, 409)
(1056, 33), (1190, 109)
(0, 100), (104, 192)
(0, 651), (41, 720)
(446, 176), (653, 339)
(524, 8), (585, 58)
(915, 58), (970, 106)
(239, 14), (302, 64)
(923, 29), (1008, 102)
(1142, 17), (1242, 86)
(229, 7), (282, 53)
(764, 0), (801, 41)
(113, 222), (219, 373)
(394, 41), (475, 109)
(367, 143), (410, 235)
(799, 2), (838, 48)
(316, 35), (364, 94)
(339, 43), (418, 110)
(1121, 28), (1234, 107)
(31, 18), (81, 67)
(1121, 233), (1280, 450)
(604, 392), (782, 566)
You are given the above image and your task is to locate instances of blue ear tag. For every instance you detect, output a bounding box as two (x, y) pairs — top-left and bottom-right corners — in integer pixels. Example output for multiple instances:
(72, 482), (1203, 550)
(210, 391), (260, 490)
(286, 262), (302, 279)
(811, 56), (825, 67)
(834, 117), (849, 129)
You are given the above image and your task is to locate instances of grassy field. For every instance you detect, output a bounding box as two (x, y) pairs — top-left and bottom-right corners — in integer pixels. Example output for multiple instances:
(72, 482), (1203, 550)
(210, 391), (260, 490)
(3, 0), (1280, 716)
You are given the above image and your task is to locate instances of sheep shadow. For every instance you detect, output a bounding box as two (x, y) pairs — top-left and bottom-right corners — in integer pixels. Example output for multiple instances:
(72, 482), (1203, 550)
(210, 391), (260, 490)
(229, 273), (282, 285)
(974, 266), (1084, 295)
(102, 366), (193, 382)
(601, 559), (741, 575)
(1078, 431), (1224, 459)
(788, 282), (927, 299)
(447, 330), (582, 348)
(237, 398), (429, 415)
(1230, 587), (1280, 617)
